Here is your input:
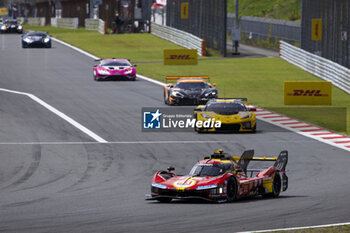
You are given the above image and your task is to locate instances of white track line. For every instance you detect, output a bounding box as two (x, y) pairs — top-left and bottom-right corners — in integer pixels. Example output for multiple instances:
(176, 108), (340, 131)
(0, 140), (237, 145)
(237, 221), (350, 233)
(0, 88), (107, 143)
(52, 37), (350, 152)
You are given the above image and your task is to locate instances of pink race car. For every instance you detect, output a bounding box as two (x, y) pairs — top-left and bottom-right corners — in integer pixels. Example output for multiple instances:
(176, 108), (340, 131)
(93, 58), (136, 81)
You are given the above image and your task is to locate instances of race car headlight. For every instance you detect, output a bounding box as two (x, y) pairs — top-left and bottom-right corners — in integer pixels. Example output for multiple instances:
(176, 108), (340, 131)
(124, 68), (133, 74)
(98, 69), (110, 75)
(238, 112), (252, 119)
(171, 91), (184, 97)
(201, 113), (212, 119)
(17, 25), (23, 30)
(205, 91), (217, 97)
(23, 37), (33, 43)
(1, 25), (5, 30)
(196, 184), (217, 190)
(152, 182), (167, 189)
(43, 37), (50, 43)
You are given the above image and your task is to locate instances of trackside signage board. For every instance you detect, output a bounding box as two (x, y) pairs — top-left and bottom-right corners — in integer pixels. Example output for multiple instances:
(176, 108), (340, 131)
(163, 49), (198, 65)
(0, 8), (8, 15)
(284, 82), (332, 105)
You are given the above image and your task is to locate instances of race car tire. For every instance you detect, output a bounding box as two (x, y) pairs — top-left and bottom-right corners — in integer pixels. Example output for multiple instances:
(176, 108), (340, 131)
(264, 172), (281, 198)
(226, 177), (237, 202)
(164, 92), (169, 105)
(158, 197), (172, 203)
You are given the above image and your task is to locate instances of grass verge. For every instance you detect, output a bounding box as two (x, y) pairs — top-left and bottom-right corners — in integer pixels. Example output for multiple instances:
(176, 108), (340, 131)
(24, 25), (350, 134)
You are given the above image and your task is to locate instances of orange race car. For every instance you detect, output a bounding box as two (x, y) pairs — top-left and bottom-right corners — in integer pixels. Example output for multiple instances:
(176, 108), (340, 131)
(164, 76), (218, 105)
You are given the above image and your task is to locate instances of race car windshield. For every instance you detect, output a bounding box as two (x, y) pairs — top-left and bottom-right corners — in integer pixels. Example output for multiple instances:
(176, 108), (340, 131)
(175, 82), (207, 89)
(102, 61), (131, 66)
(27, 32), (46, 36)
(189, 164), (231, 177)
(205, 102), (246, 115)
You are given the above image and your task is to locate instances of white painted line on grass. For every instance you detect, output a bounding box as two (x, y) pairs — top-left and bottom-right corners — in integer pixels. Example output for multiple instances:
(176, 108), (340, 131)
(237, 221), (350, 233)
(0, 88), (108, 143)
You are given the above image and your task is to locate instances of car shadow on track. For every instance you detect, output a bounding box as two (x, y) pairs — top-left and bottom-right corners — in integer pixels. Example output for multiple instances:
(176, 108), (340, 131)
(147, 195), (307, 205)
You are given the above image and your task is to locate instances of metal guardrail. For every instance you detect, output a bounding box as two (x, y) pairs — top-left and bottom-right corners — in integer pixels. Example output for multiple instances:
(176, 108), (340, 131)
(85, 19), (106, 34)
(151, 23), (206, 56)
(280, 41), (350, 94)
(227, 14), (301, 44)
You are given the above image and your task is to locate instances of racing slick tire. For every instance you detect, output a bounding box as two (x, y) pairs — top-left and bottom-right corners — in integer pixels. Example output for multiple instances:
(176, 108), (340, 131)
(226, 177), (237, 202)
(158, 197), (172, 203)
(263, 172), (281, 198)
(164, 92), (169, 105)
(93, 71), (100, 81)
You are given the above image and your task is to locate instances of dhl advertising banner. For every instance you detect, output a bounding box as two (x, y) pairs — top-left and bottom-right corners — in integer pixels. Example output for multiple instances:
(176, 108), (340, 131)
(284, 82), (332, 105)
(163, 49), (198, 65)
(0, 8), (8, 16)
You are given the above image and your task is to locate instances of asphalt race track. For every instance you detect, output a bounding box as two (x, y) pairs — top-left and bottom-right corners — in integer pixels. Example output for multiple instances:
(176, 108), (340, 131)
(0, 34), (350, 233)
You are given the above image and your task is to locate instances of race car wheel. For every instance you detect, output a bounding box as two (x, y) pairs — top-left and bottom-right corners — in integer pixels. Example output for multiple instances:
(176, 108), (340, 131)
(164, 92), (169, 105)
(226, 177), (237, 202)
(264, 172), (281, 198)
(158, 197), (172, 203)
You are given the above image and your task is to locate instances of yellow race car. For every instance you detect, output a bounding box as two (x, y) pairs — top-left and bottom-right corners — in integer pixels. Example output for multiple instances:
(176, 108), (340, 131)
(194, 98), (256, 133)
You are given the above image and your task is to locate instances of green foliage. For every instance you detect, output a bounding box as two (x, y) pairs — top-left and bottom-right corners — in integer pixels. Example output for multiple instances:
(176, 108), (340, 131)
(228, 0), (301, 21)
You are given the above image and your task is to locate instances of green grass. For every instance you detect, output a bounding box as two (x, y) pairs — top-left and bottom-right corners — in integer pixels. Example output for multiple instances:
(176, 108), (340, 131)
(24, 25), (350, 134)
(228, 0), (301, 21)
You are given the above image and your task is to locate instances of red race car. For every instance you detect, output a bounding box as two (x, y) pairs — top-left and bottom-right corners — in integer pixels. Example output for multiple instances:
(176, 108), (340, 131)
(146, 149), (288, 203)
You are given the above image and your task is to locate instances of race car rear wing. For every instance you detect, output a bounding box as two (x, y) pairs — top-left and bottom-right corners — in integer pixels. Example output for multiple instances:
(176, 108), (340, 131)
(165, 76), (210, 83)
(232, 150), (288, 174)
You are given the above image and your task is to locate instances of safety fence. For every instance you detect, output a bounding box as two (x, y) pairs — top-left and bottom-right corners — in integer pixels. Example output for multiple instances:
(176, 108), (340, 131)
(280, 40), (350, 94)
(227, 15), (300, 44)
(151, 23), (206, 56)
(51, 18), (79, 29)
(166, 0), (226, 56)
(27, 17), (46, 26)
(85, 19), (107, 34)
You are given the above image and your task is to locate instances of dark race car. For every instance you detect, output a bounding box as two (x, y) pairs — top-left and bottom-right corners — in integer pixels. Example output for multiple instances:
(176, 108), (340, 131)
(0, 19), (23, 33)
(164, 76), (218, 105)
(146, 149), (288, 203)
(22, 31), (52, 48)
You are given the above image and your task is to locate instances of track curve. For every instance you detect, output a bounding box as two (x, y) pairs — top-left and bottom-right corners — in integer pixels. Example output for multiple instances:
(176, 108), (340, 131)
(0, 34), (350, 233)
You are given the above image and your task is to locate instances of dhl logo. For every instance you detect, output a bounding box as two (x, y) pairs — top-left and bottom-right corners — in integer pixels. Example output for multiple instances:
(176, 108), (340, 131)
(168, 55), (194, 60)
(287, 90), (328, 97)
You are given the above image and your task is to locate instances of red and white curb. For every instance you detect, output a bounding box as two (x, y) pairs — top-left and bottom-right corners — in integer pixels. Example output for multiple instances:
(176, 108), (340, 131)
(52, 37), (350, 152)
(251, 106), (350, 152)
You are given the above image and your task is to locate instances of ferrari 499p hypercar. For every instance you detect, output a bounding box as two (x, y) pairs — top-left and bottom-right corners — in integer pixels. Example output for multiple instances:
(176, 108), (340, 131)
(164, 76), (217, 105)
(22, 31), (52, 48)
(194, 98), (256, 133)
(93, 58), (136, 81)
(147, 149), (288, 203)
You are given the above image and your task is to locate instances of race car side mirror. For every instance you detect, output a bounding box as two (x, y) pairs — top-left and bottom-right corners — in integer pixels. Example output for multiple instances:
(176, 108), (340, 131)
(167, 166), (175, 172)
(133, 65), (137, 67)
(212, 83), (216, 87)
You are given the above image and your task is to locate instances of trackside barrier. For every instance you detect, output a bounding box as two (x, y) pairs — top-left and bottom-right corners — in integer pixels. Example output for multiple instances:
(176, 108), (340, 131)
(51, 18), (57, 27)
(151, 23), (206, 56)
(280, 40), (350, 94)
(27, 17), (46, 26)
(85, 19), (107, 34)
(51, 18), (78, 29)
